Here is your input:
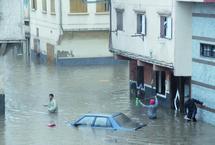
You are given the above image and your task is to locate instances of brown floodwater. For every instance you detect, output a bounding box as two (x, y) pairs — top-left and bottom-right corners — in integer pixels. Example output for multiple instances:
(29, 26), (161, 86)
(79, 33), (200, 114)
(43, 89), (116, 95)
(0, 50), (215, 145)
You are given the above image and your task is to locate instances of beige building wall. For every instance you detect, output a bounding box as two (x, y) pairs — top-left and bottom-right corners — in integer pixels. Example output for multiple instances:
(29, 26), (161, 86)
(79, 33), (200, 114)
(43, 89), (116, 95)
(30, 0), (112, 58)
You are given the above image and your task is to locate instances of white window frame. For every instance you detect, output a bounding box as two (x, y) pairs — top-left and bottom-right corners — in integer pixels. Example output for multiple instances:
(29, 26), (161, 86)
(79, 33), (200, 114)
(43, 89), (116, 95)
(137, 13), (146, 35)
(116, 9), (124, 31)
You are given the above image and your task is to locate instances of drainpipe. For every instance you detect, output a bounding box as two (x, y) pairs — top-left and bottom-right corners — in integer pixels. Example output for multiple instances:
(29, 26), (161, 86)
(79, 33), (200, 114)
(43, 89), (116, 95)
(57, 0), (64, 63)
(108, 0), (112, 49)
(58, 0), (64, 44)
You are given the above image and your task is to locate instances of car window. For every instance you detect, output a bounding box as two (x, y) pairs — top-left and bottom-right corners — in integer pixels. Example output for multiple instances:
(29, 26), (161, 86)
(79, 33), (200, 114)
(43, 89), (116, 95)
(113, 113), (139, 128)
(77, 116), (95, 126)
(94, 117), (112, 128)
(114, 113), (131, 126)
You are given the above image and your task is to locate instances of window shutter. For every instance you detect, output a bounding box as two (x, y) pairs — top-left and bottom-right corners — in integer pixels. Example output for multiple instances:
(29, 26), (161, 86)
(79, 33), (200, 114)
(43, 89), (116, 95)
(70, 0), (87, 13)
(96, 3), (107, 12)
(166, 17), (172, 39)
(141, 15), (146, 35)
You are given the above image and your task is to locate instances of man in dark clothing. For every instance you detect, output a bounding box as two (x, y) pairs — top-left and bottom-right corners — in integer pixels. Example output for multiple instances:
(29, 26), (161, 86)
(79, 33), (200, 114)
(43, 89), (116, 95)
(184, 98), (203, 122)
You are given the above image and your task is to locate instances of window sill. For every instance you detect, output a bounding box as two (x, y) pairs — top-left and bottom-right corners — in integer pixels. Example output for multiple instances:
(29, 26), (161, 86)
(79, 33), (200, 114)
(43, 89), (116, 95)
(50, 12), (56, 15)
(132, 33), (145, 37)
(42, 11), (47, 14)
(68, 12), (89, 16)
(116, 30), (124, 32)
(95, 12), (109, 15)
(32, 9), (37, 12)
(159, 37), (172, 40)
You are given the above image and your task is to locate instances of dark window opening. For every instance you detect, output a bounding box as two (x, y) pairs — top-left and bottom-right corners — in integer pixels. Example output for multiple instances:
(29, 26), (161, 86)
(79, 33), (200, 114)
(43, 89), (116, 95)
(156, 71), (166, 95)
(137, 66), (144, 87)
(116, 9), (123, 31)
(200, 43), (215, 58)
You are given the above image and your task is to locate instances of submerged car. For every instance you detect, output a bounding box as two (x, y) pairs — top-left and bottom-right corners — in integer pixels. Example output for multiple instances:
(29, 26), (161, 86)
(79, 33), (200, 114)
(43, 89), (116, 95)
(70, 112), (146, 131)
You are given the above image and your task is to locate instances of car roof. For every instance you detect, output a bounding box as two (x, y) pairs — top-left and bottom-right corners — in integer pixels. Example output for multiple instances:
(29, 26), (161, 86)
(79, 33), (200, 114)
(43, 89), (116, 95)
(84, 112), (123, 118)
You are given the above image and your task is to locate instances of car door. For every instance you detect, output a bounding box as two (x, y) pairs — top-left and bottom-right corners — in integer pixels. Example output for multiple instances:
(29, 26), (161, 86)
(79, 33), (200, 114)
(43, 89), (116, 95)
(92, 117), (113, 130)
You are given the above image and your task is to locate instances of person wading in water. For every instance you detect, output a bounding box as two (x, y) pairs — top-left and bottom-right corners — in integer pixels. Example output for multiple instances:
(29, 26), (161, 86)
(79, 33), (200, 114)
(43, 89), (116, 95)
(139, 96), (158, 119)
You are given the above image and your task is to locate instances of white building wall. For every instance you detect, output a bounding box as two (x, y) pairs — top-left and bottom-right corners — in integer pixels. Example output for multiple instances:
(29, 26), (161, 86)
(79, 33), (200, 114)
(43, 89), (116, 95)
(0, 0), (24, 40)
(111, 0), (192, 76)
(174, 2), (192, 76)
(112, 0), (192, 76)
(30, 0), (60, 47)
(112, 0), (174, 64)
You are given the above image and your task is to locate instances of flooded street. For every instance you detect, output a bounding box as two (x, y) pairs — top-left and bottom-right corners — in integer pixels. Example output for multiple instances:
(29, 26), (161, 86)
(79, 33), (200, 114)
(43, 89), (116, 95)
(0, 51), (215, 145)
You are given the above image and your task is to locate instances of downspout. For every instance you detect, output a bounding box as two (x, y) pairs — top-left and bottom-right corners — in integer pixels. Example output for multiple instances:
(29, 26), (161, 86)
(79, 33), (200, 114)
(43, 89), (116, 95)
(108, 0), (113, 50)
(58, 0), (64, 45)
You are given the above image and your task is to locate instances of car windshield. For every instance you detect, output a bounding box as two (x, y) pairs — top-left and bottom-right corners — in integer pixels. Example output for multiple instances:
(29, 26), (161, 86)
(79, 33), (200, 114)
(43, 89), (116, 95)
(113, 113), (140, 129)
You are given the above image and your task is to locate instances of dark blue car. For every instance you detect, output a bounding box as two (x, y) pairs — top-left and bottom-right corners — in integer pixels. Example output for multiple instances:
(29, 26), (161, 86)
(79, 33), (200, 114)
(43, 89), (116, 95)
(70, 112), (146, 131)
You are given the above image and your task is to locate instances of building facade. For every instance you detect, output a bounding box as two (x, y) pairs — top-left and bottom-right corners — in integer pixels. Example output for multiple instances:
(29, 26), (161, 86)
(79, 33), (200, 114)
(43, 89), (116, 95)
(191, 2), (215, 125)
(24, 0), (31, 56)
(110, 0), (215, 125)
(30, 0), (113, 65)
(110, 0), (193, 111)
(0, 0), (25, 55)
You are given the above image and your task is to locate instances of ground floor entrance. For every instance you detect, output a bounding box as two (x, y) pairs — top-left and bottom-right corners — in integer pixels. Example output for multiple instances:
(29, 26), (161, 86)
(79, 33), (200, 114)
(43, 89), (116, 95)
(129, 59), (191, 112)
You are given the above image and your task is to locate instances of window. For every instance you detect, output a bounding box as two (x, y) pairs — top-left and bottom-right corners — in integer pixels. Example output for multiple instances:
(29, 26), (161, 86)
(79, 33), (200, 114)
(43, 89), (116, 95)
(96, 2), (109, 12)
(42, 0), (47, 12)
(137, 66), (144, 87)
(32, 0), (37, 10)
(156, 71), (165, 95)
(70, 0), (87, 13)
(33, 39), (40, 53)
(94, 117), (112, 127)
(200, 43), (215, 58)
(36, 28), (39, 37)
(24, 21), (30, 26)
(78, 116), (95, 126)
(116, 9), (124, 31)
(160, 16), (172, 39)
(137, 14), (146, 35)
(50, 0), (55, 14)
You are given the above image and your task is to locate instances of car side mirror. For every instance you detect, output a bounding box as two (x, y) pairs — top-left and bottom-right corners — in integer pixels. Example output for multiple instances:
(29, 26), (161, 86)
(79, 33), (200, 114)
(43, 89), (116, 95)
(74, 123), (81, 127)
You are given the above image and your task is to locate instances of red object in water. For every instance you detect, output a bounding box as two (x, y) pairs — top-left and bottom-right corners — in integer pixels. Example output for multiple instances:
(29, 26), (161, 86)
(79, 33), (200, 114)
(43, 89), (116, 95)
(48, 123), (56, 127)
